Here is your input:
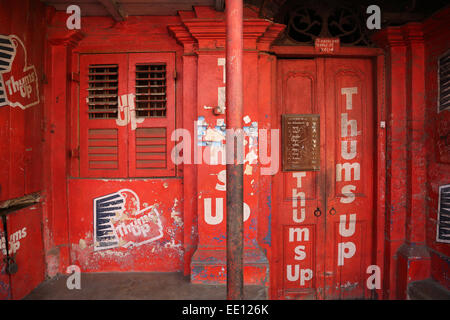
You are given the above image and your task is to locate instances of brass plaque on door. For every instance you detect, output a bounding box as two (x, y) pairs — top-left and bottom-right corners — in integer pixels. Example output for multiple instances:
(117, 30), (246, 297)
(282, 114), (320, 171)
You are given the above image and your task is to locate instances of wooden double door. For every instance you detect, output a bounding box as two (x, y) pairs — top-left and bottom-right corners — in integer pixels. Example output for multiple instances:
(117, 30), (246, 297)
(272, 57), (376, 299)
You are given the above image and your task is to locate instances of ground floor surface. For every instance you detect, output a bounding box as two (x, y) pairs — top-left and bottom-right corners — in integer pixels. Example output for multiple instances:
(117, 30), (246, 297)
(24, 272), (267, 300)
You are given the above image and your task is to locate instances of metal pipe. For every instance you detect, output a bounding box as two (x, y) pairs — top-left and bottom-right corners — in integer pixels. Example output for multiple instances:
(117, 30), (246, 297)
(225, 0), (244, 300)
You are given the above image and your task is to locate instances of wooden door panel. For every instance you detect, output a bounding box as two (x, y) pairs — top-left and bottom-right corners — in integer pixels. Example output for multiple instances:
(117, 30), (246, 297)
(127, 52), (176, 177)
(329, 70), (369, 199)
(273, 59), (326, 300)
(273, 57), (375, 300)
(79, 54), (129, 178)
(324, 58), (374, 299)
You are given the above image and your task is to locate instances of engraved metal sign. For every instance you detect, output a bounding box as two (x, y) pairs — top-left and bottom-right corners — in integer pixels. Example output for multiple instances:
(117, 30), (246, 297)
(282, 114), (320, 171)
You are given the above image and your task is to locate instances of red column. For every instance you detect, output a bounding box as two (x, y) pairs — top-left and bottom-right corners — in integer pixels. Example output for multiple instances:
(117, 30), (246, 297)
(226, 0), (244, 300)
(167, 25), (199, 276)
(395, 23), (430, 300)
(372, 27), (408, 299)
(43, 32), (83, 277)
(373, 24), (431, 300)
(404, 23), (427, 245)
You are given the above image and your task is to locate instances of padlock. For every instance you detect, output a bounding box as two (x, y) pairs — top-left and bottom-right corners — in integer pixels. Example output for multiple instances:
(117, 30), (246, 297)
(5, 256), (18, 275)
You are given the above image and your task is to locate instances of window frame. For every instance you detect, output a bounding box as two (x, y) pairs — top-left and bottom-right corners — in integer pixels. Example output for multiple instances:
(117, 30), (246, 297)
(78, 52), (176, 178)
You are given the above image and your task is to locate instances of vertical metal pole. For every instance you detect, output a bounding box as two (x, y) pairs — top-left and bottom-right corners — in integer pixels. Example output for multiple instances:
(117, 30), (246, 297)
(225, 0), (244, 300)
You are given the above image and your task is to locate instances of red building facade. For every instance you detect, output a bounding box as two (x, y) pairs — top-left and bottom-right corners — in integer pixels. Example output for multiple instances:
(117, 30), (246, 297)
(0, 0), (449, 300)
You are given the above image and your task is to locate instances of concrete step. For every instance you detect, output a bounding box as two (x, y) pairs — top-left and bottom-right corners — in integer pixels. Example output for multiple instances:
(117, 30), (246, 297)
(408, 278), (450, 300)
(24, 272), (267, 300)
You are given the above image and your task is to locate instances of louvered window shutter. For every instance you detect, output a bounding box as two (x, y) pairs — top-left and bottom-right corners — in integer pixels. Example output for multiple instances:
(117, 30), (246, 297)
(439, 51), (450, 113)
(128, 53), (176, 177)
(437, 184), (450, 243)
(79, 54), (128, 178)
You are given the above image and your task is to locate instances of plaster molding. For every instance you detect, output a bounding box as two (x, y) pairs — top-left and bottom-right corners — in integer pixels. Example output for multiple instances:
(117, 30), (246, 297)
(168, 6), (285, 52)
(372, 27), (406, 48)
(402, 23), (424, 44)
(48, 30), (84, 48)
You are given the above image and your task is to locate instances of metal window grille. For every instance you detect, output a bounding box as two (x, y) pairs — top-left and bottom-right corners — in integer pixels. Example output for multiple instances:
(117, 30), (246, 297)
(87, 64), (119, 119)
(438, 51), (450, 113)
(135, 64), (167, 118)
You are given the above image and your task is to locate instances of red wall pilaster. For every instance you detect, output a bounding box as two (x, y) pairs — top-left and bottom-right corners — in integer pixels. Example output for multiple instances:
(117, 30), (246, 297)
(43, 30), (83, 277)
(168, 24), (199, 276)
(404, 23), (427, 245)
(168, 6), (284, 285)
(423, 7), (450, 290)
(373, 23), (432, 299)
(373, 28), (408, 299)
(257, 24), (284, 298)
(393, 23), (431, 300)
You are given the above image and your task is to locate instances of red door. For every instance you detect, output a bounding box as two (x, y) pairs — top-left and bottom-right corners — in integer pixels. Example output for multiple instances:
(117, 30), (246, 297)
(272, 57), (375, 300)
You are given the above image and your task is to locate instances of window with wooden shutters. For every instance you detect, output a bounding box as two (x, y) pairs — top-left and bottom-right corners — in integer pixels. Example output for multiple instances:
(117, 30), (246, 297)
(80, 54), (128, 178)
(439, 50), (450, 113)
(128, 53), (175, 177)
(437, 184), (450, 243)
(135, 64), (167, 118)
(78, 53), (175, 178)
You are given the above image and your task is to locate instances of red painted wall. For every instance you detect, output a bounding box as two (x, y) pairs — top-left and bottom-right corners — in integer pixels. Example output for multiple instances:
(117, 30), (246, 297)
(68, 180), (183, 272)
(0, 0), (45, 200)
(0, 0), (46, 300)
(424, 8), (450, 290)
(40, 6), (283, 280)
(0, 205), (46, 300)
(0, 0), (448, 300)
(42, 11), (186, 274)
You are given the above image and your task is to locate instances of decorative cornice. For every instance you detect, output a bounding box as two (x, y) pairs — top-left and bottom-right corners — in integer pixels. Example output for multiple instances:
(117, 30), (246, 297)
(257, 23), (285, 51)
(167, 24), (196, 53)
(423, 6), (450, 37)
(402, 23), (424, 43)
(371, 27), (406, 48)
(168, 6), (284, 52)
(48, 30), (84, 48)
(372, 23), (426, 49)
(182, 19), (271, 40)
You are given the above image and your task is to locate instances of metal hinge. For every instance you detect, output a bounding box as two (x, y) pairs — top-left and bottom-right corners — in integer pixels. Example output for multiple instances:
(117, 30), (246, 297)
(70, 146), (80, 159)
(71, 72), (80, 83)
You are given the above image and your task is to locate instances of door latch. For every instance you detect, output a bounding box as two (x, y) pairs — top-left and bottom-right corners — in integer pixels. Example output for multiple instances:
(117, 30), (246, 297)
(329, 207), (336, 216)
(314, 207), (322, 217)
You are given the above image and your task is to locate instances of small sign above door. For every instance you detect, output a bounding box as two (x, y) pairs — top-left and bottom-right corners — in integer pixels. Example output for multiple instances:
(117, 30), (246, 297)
(282, 114), (320, 171)
(314, 38), (340, 54)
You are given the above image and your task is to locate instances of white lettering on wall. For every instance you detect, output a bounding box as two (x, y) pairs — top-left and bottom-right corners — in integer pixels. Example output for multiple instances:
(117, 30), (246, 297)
(204, 197), (250, 225)
(341, 87), (358, 110)
(340, 185), (356, 204)
(336, 163), (360, 182)
(338, 214), (357, 237)
(289, 227), (309, 242)
(286, 265), (313, 286)
(341, 113), (357, 138)
(337, 87), (360, 267)
(338, 242), (356, 266)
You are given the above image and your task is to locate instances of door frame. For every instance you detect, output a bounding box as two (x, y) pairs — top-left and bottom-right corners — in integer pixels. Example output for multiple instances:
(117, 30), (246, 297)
(270, 45), (386, 299)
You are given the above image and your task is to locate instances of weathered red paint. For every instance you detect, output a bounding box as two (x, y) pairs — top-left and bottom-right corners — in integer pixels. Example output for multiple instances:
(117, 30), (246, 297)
(1, 205), (45, 300)
(68, 179), (183, 272)
(0, 0), (449, 300)
(372, 9), (450, 297)
(0, 0), (46, 202)
(272, 55), (378, 299)
(0, 216), (10, 300)
(171, 7), (282, 288)
(225, 0), (244, 300)
(7, 205), (45, 299)
(0, 0), (47, 300)
(423, 8), (450, 290)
